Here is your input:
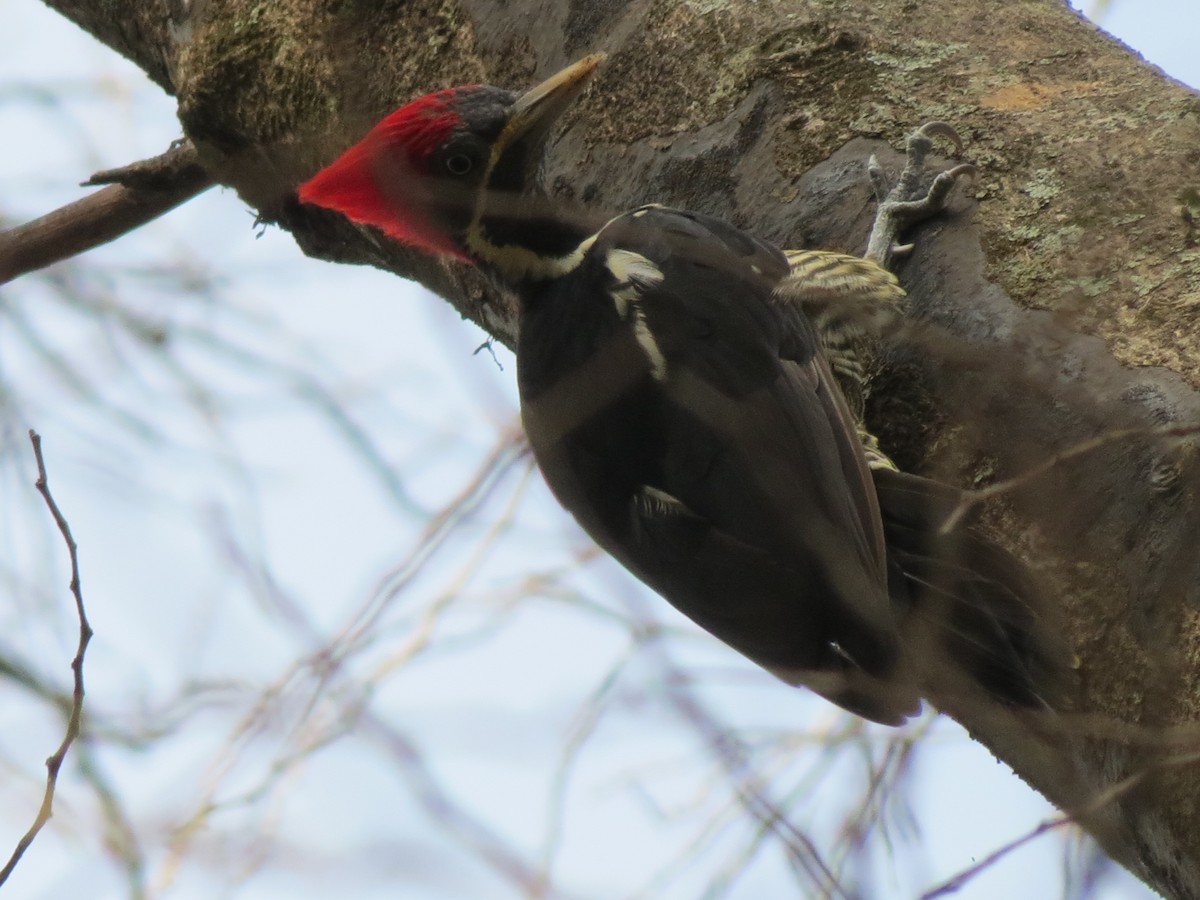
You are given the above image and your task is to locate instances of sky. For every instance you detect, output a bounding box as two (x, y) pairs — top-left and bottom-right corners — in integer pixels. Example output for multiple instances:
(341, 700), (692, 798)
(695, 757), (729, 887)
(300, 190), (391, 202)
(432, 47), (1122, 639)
(1070, 0), (1200, 88)
(0, 1), (1197, 899)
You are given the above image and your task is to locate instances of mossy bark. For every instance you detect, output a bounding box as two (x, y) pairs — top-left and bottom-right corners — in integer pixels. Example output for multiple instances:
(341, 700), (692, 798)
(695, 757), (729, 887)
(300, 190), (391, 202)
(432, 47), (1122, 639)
(41, 0), (1200, 895)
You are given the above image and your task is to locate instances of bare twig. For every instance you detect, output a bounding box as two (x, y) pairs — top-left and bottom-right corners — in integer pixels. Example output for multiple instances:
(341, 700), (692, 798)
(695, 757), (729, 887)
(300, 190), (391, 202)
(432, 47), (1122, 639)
(0, 431), (94, 885)
(0, 141), (211, 285)
(940, 421), (1200, 534)
(650, 648), (850, 899)
(920, 750), (1200, 899)
(920, 815), (1074, 900)
(153, 428), (555, 896)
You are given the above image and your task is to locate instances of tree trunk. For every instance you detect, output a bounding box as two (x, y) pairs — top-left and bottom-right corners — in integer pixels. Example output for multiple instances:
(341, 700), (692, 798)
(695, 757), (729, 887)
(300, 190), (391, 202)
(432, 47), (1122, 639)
(39, 0), (1200, 895)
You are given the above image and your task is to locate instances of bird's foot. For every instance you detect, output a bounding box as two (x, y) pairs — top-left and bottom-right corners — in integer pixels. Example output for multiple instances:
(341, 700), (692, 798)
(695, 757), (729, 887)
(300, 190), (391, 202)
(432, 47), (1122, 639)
(864, 122), (976, 271)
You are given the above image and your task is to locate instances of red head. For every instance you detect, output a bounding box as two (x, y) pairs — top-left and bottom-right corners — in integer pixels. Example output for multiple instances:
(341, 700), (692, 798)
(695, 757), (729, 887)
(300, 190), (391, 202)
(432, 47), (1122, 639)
(298, 55), (605, 265)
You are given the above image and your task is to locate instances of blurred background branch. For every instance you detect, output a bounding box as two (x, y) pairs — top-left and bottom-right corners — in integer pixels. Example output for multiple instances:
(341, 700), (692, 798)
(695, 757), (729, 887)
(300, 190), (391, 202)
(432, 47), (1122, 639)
(0, 432), (92, 886)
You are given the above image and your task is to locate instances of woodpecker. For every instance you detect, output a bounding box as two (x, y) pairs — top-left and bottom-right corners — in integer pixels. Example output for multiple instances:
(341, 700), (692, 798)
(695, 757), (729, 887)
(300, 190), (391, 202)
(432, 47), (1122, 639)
(298, 56), (1069, 723)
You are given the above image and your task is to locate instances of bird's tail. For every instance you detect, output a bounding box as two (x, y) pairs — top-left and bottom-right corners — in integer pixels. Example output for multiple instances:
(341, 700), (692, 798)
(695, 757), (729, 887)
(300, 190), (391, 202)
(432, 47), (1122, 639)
(872, 467), (1075, 712)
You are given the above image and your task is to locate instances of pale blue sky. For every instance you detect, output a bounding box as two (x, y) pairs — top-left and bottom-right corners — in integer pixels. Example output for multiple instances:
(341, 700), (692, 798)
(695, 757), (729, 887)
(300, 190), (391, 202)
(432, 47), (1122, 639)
(1072, 0), (1199, 86)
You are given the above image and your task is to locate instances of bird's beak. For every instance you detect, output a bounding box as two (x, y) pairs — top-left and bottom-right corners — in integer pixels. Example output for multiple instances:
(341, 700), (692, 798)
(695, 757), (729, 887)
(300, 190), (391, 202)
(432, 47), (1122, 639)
(495, 53), (606, 160)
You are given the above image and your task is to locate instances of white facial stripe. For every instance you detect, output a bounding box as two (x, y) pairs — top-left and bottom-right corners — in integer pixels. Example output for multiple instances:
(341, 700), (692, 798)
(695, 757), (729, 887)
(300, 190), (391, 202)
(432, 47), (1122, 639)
(465, 229), (594, 280)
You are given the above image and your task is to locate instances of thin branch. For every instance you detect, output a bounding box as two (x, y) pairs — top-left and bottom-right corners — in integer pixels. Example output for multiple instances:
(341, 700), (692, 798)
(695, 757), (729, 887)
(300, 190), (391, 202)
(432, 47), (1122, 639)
(920, 750), (1200, 899)
(921, 816), (1074, 900)
(659, 660), (850, 899)
(0, 431), (94, 886)
(0, 141), (212, 285)
(940, 421), (1200, 533)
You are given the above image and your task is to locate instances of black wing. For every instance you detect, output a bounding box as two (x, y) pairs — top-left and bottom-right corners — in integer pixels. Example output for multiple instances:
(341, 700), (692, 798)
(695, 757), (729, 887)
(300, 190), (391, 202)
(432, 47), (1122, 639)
(521, 206), (919, 723)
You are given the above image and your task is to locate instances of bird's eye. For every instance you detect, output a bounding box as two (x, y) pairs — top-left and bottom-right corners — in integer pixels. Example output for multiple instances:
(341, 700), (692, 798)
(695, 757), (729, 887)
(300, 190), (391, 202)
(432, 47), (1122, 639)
(445, 154), (474, 176)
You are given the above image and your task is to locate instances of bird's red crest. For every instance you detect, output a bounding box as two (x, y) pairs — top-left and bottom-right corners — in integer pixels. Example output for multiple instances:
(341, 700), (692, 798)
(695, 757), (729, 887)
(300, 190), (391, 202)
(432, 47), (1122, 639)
(299, 89), (471, 259)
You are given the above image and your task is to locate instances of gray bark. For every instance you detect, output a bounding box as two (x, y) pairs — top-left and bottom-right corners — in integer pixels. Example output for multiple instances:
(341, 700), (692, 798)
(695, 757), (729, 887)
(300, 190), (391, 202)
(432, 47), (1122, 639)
(37, 0), (1200, 895)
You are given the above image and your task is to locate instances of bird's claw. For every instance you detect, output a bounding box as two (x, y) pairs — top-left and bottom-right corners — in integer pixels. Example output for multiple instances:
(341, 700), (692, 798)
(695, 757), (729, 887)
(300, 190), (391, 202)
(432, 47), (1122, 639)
(911, 120), (965, 156)
(865, 122), (974, 270)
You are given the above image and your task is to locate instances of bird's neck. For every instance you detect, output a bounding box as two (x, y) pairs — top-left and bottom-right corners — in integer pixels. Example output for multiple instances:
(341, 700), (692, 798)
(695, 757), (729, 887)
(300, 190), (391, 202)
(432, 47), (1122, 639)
(464, 192), (600, 285)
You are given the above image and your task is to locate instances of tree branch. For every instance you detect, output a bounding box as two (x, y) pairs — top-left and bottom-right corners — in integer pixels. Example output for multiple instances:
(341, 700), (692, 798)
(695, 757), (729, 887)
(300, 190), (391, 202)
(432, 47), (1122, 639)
(39, 0), (175, 93)
(0, 141), (211, 285)
(0, 431), (94, 887)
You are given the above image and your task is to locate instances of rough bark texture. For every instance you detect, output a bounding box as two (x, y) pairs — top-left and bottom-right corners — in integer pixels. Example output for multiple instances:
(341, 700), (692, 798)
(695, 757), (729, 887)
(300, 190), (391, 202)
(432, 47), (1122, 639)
(38, 0), (1200, 895)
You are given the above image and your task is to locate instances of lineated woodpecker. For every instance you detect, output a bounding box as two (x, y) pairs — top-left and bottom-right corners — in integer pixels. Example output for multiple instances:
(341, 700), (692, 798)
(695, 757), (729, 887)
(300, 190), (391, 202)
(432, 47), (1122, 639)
(297, 55), (1070, 724)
